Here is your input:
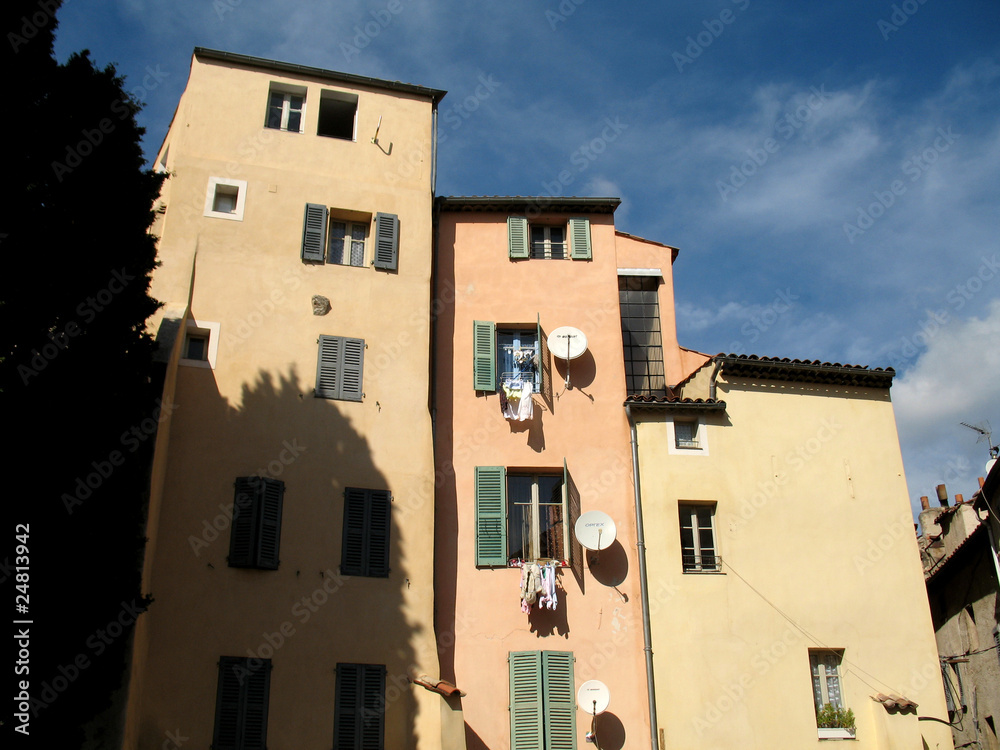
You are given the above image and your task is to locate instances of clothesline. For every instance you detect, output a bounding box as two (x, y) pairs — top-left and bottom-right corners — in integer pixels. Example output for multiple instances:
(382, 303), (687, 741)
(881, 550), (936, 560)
(508, 558), (569, 568)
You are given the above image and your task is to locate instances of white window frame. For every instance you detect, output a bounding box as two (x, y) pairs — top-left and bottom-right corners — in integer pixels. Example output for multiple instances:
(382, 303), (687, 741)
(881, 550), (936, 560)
(529, 224), (568, 259)
(317, 89), (359, 141)
(327, 218), (368, 267)
(497, 327), (540, 393)
(508, 472), (569, 564)
(667, 415), (709, 456)
(203, 177), (247, 221)
(180, 319), (220, 369)
(679, 502), (720, 572)
(810, 650), (845, 711)
(265, 85), (307, 133)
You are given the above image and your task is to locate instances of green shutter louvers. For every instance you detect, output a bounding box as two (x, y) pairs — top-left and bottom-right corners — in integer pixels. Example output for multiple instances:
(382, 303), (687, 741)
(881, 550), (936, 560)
(475, 466), (507, 566)
(302, 203), (328, 261)
(508, 216), (529, 259)
(473, 320), (497, 392)
(372, 212), (399, 270)
(568, 217), (591, 260)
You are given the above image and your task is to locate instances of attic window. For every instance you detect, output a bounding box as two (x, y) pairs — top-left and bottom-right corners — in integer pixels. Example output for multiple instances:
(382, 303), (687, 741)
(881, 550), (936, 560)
(317, 90), (358, 140)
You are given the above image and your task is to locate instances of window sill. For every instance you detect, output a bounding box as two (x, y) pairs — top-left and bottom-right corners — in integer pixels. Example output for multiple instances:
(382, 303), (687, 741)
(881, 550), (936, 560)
(681, 569), (725, 574)
(817, 728), (856, 740)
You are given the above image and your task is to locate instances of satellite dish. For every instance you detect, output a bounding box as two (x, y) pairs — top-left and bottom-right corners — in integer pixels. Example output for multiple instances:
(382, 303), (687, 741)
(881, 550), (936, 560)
(547, 326), (588, 360)
(575, 511), (617, 551)
(577, 680), (611, 715)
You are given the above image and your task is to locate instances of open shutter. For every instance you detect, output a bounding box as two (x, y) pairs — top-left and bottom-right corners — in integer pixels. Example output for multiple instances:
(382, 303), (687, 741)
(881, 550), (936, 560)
(508, 216), (529, 259)
(255, 478), (284, 569)
(302, 203), (328, 261)
(566, 460), (584, 593)
(229, 478), (259, 567)
(509, 652), (544, 750)
(361, 665), (386, 748)
(213, 658), (244, 750)
(475, 466), (507, 566)
(568, 217), (591, 260)
(340, 337), (365, 401)
(473, 320), (496, 392)
(241, 659), (271, 750)
(368, 490), (391, 577)
(341, 488), (367, 576)
(372, 212), (399, 270)
(317, 335), (341, 399)
(543, 652), (577, 750)
(334, 663), (361, 750)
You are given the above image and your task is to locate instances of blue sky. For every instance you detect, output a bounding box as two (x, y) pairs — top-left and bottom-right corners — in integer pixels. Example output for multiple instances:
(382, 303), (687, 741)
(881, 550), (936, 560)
(53, 0), (1000, 519)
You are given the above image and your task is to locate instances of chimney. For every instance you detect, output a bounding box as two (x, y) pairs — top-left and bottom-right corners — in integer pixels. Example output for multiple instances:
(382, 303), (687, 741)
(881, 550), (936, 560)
(979, 477), (986, 488)
(955, 494), (964, 504)
(920, 496), (930, 510)
(937, 484), (949, 507)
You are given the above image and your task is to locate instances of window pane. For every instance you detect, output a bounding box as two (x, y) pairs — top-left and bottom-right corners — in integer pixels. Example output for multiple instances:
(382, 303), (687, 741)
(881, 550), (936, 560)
(537, 475), (564, 560)
(286, 109), (301, 133)
(328, 237), (345, 265)
(549, 226), (565, 259)
(213, 189), (237, 214)
(507, 475), (533, 561)
(350, 240), (364, 267)
(267, 93), (283, 129)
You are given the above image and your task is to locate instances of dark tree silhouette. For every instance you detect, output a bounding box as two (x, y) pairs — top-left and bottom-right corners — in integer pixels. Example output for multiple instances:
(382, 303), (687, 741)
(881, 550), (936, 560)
(2, 1), (165, 746)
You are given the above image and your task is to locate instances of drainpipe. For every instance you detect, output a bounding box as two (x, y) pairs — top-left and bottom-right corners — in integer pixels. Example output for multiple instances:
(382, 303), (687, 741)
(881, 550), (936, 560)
(709, 357), (723, 401)
(625, 404), (659, 750)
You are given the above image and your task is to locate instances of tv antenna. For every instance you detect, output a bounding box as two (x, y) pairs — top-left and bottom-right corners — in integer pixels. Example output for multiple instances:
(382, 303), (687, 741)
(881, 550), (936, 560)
(961, 421), (998, 458)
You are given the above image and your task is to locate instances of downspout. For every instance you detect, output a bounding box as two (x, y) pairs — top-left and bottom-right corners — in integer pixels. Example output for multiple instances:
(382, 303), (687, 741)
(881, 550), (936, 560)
(431, 103), (439, 197)
(626, 404), (659, 750)
(709, 357), (723, 401)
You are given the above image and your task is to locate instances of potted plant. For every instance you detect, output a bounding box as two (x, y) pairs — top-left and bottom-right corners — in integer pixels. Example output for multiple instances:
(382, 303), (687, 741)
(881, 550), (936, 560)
(817, 703), (856, 739)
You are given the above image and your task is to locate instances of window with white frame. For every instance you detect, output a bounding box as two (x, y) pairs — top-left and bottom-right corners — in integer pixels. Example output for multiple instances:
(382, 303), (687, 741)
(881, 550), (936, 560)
(530, 225), (567, 259)
(810, 650), (845, 713)
(679, 503), (719, 572)
(668, 415), (709, 456)
(507, 216), (592, 260)
(674, 419), (700, 449)
(317, 89), (358, 140)
(498, 328), (540, 393)
(180, 319), (220, 369)
(265, 85), (305, 132)
(203, 177), (247, 221)
(328, 219), (367, 267)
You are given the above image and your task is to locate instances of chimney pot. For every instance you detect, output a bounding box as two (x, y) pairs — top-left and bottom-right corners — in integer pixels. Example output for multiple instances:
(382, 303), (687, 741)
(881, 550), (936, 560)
(937, 484), (949, 506)
(980, 477), (986, 488)
(920, 496), (930, 510)
(955, 493), (964, 504)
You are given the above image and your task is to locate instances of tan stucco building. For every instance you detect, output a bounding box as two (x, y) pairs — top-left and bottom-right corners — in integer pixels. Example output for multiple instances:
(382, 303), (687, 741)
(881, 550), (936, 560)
(125, 49), (450, 749)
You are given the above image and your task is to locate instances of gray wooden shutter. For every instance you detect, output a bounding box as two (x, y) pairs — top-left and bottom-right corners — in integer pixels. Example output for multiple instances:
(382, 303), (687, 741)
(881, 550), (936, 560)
(568, 217), (591, 260)
(509, 651), (543, 750)
(255, 478), (284, 569)
(316, 335), (341, 399)
(341, 488), (367, 576)
(361, 665), (386, 748)
(229, 478), (259, 568)
(214, 657), (271, 750)
(473, 320), (496, 392)
(340, 337), (365, 401)
(213, 657), (244, 750)
(335, 664), (385, 750)
(241, 659), (271, 750)
(475, 466), (507, 566)
(508, 216), (529, 259)
(302, 203), (328, 262)
(368, 489), (391, 577)
(372, 212), (399, 270)
(542, 652), (577, 750)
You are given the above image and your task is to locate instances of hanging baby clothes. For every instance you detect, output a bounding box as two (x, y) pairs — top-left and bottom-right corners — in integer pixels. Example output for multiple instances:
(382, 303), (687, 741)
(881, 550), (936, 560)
(515, 381), (534, 421)
(537, 562), (559, 611)
(520, 562), (541, 612)
(502, 380), (522, 420)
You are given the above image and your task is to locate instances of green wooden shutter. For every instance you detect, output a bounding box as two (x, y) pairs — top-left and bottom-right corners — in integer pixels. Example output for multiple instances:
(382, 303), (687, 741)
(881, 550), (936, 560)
(302, 203), (328, 261)
(213, 657), (244, 750)
(372, 212), (399, 270)
(334, 663), (361, 750)
(368, 489), (391, 577)
(241, 659), (271, 750)
(508, 216), (529, 259)
(566, 461), (584, 593)
(229, 478), (259, 567)
(316, 335), (341, 399)
(255, 478), (284, 569)
(536, 314), (545, 395)
(340, 337), (365, 401)
(473, 320), (496, 392)
(341, 488), (367, 576)
(509, 652), (543, 750)
(543, 652), (577, 750)
(568, 217), (591, 260)
(475, 466), (507, 566)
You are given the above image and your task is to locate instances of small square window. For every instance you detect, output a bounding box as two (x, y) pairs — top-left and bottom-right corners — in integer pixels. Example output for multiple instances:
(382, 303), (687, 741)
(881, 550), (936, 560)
(184, 334), (208, 361)
(203, 177), (247, 221)
(317, 90), (358, 140)
(668, 415), (709, 455)
(265, 85), (306, 133)
(180, 319), (220, 369)
(679, 503), (719, 572)
(675, 420), (699, 449)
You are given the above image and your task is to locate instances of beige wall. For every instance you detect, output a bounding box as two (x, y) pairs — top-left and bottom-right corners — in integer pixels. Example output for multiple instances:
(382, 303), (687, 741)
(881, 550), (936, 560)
(636, 374), (954, 749)
(127, 52), (443, 749)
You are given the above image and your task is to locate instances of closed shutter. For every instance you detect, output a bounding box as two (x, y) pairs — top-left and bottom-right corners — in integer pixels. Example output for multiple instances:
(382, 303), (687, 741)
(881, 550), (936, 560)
(229, 478), (260, 568)
(508, 216), (529, 259)
(340, 337), (365, 401)
(372, 212), (399, 270)
(341, 488), (367, 576)
(341, 488), (390, 577)
(241, 659), (271, 750)
(361, 665), (386, 749)
(214, 657), (271, 750)
(568, 217), (591, 260)
(213, 658), (244, 750)
(302, 203), (328, 261)
(317, 335), (342, 399)
(368, 489), (391, 577)
(543, 651), (577, 750)
(473, 320), (496, 392)
(509, 652), (544, 750)
(255, 478), (284, 569)
(475, 466), (507, 566)
(335, 664), (385, 750)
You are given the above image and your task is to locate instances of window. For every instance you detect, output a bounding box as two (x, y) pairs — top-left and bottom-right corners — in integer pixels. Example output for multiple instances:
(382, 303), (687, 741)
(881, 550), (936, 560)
(619, 275), (666, 396)
(334, 663), (385, 750)
(472, 318), (547, 393)
(667, 415), (709, 456)
(475, 464), (571, 566)
(507, 216), (591, 260)
(229, 477), (284, 570)
(212, 656), (271, 750)
(674, 420), (699, 448)
(341, 488), (390, 577)
(265, 85), (305, 132)
(301, 204), (398, 271)
(204, 177), (247, 221)
(679, 503), (719, 572)
(810, 650), (845, 713)
(180, 319), (220, 369)
(316, 335), (365, 402)
(509, 651), (576, 750)
(317, 89), (358, 140)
